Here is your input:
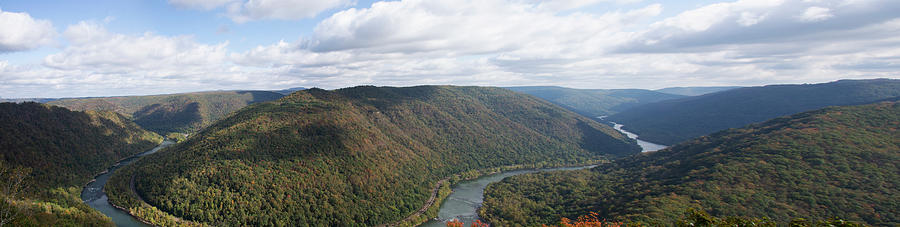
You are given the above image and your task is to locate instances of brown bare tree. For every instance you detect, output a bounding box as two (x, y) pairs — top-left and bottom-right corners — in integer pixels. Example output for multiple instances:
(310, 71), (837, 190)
(0, 164), (29, 226)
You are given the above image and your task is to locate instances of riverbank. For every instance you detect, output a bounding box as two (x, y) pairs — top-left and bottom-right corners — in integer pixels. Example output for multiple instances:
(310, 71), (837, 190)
(103, 145), (204, 227)
(379, 178), (452, 227)
(417, 162), (602, 227)
(82, 141), (175, 227)
(374, 160), (607, 227)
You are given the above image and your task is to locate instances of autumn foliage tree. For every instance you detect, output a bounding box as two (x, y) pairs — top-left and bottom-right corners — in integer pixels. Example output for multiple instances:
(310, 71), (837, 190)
(446, 219), (489, 227)
(544, 212), (622, 227)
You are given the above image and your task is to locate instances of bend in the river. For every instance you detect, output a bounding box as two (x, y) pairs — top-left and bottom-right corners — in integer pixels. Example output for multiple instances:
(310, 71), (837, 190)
(81, 141), (175, 227)
(419, 165), (594, 227)
(597, 116), (667, 152)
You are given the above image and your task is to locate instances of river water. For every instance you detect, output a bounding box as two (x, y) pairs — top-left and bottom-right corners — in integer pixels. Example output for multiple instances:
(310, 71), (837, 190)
(597, 116), (667, 152)
(611, 123), (667, 152)
(419, 165), (593, 227)
(81, 141), (174, 227)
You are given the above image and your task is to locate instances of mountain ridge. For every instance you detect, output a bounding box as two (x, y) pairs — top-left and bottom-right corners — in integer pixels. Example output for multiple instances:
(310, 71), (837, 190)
(608, 79), (900, 145)
(110, 85), (640, 226)
(47, 90), (284, 134)
(505, 86), (685, 117)
(0, 102), (163, 226)
(481, 100), (900, 226)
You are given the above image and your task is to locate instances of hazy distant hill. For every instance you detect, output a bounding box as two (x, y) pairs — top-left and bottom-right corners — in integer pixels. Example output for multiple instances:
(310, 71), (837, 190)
(272, 87), (307, 95)
(48, 91), (284, 134)
(111, 86), (640, 226)
(655, 86), (741, 96)
(0, 102), (162, 226)
(482, 101), (900, 226)
(0, 98), (59, 103)
(505, 86), (685, 117)
(608, 79), (900, 145)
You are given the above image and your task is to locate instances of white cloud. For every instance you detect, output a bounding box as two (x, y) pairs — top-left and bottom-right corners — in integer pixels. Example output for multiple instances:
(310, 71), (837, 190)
(168, 0), (352, 23)
(228, 0), (353, 23)
(169, 0), (236, 10)
(0, 21), (296, 97)
(737, 12), (767, 26)
(4, 0), (900, 98)
(306, 0), (660, 56)
(45, 21), (229, 73)
(798, 6), (833, 22)
(0, 8), (56, 52)
(622, 0), (900, 52)
(228, 0), (900, 90)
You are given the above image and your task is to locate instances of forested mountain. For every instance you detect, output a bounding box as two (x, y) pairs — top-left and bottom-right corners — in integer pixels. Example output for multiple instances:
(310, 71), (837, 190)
(654, 86), (741, 96)
(608, 79), (900, 145)
(48, 91), (284, 134)
(481, 101), (900, 226)
(0, 102), (163, 225)
(111, 85), (640, 226)
(505, 86), (684, 117)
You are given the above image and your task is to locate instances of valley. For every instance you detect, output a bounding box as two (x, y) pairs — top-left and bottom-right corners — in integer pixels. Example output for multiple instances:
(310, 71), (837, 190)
(481, 100), (899, 225)
(4, 1), (900, 226)
(0, 81), (896, 226)
(82, 141), (175, 227)
(104, 86), (639, 226)
(610, 122), (666, 153)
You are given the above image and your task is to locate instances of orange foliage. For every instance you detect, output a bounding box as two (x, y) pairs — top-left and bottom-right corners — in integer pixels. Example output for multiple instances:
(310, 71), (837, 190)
(471, 220), (489, 227)
(446, 219), (490, 227)
(446, 219), (464, 227)
(543, 212), (624, 227)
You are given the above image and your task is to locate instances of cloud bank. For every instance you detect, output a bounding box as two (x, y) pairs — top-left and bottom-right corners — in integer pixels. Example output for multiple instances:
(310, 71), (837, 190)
(0, 8), (56, 53)
(168, 0), (352, 23)
(2, 0), (900, 98)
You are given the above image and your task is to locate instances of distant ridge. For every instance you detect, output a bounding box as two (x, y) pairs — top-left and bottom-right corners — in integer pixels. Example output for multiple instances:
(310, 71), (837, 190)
(272, 87), (307, 95)
(505, 86), (685, 117)
(48, 90), (284, 134)
(655, 86), (741, 96)
(0, 98), (59, 103)
(609, 79), (900, 145)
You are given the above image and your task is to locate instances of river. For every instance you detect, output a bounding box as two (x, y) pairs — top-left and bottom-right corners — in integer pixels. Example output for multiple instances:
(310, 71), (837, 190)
(81, 141), (175, 227)
(611, 123), (667, 152)
(419, 165), (593, 227)
(597, 116), (667, 152)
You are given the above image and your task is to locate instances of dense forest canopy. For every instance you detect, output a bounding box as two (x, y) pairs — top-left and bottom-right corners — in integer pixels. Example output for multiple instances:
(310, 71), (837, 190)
(608, 79), (900, 145)
(48, 91), (284, 134)
(113, 85), (640, 226)
(482, 101), (900, 226)
(505, 86), (684, 117)
(0, 102), (163, 225)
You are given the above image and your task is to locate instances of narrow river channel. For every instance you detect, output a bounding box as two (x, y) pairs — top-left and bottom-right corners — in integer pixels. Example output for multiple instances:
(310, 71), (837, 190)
(598, 116), (667, 152)
(81, 141), (175, 227)
(419, 165), (594, 227)
(610, 123), (667, 152)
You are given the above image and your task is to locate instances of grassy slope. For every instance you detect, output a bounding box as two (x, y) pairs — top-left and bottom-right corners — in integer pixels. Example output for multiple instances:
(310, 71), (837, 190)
(48, 91), (284, 134)
(0, 102), (163, 226)
(482, 101), (900, 226)
(111, 85), (640, 226)
(609, 79), (900, 145)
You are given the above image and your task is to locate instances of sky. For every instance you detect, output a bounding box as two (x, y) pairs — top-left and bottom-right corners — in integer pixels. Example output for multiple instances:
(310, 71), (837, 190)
(1, 0), (899, 98)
